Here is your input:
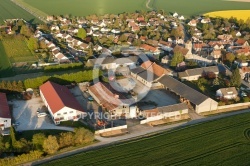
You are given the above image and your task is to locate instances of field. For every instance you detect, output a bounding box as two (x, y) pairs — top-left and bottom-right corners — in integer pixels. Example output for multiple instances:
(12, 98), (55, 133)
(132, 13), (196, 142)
(23, 0), (148, 16)
(44, 112), (250, 165)
(22, 0), (250, 17)
(205, 10), (250, 21)
(0, 0), (40, 24)
(0, 42), (14, 77)
(1, 39), (37, 63)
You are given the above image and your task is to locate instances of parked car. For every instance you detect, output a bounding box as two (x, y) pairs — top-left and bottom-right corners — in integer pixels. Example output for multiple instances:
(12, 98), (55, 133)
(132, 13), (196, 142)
(12, 122), (20, 126)
(241, 91), (247, 97)
(88, 96), (94, 101)
(37, 113), (47, 118)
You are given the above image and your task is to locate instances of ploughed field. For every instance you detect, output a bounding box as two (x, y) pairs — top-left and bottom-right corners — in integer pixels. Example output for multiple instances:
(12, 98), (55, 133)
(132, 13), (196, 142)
(44, 112), (250, 166)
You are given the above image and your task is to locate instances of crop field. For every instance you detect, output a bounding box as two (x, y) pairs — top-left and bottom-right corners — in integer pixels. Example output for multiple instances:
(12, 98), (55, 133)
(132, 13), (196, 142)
(0, 42), (14, 77)
(0, 0), (40, 24)
(23, 0), (250, 17)
(205, 10), (250, 21)
(44, 112), (250, 166)
(1, 39), (37, 63)
(23, 0), (147, 16)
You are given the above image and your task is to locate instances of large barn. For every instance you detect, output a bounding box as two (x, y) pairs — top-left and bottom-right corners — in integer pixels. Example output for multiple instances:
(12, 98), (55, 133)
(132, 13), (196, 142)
(159, 75), (218, 113)
(40, 81), (86, 125)
(0, 93), (11, 132)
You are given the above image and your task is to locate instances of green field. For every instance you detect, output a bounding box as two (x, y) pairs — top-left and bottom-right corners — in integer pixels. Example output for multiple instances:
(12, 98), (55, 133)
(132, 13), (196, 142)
(1, 39), (37, 63)
(151, 0), (250, 16)
(23, 0), (250, 17)
(0, 41), (14, 77)
(0, 0), (40, 24)
(23, 0), (148, 16)
(44, 112), (250, 166)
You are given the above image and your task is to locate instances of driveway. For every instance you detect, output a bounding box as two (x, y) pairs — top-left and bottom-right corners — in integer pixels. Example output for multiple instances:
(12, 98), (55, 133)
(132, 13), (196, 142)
(12, 97), (73, 131)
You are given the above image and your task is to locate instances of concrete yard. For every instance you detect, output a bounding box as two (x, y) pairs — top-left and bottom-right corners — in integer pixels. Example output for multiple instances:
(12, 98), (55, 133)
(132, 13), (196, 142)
(11, 97), (73, 131)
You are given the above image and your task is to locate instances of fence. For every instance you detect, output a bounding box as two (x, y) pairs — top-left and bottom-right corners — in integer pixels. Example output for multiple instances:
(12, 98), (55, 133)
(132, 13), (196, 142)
(95, 125), (127, 134)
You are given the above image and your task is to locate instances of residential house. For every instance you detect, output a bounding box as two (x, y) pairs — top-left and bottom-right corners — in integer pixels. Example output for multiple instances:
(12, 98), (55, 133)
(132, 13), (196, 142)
(158, 40), (174, 52)
(159, 75), (218, 113)
(161, 56), (170, 64)
(201, 18), (211, 24)
(211, 49), (222, 59)
(188, 19), (197, 26)
(140, 44), (160, 55)
(173, 12), (178, 18)
(216, 87), (238, 100)
(235, 39), (249, 47)
(178, 66), (219, 81)
(217, 34), (233, 41)
(40, 81), (86, 125)
(0, 93), (11, 132)
(178, 15), (185, 20)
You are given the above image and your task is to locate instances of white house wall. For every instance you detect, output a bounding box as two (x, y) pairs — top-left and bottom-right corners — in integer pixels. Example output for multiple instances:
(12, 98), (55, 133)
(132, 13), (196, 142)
(0, 117), (11, 130)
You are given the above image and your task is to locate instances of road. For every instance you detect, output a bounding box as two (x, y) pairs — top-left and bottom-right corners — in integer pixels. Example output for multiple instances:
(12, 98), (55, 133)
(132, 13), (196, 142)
(146, 0), (153, 10)
(26, 108), (250, 166)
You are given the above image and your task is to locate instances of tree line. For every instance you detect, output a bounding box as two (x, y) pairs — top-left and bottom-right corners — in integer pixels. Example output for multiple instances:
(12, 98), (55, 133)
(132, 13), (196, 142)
(0, 80), (25, 93)
(0, 127), (94, 165)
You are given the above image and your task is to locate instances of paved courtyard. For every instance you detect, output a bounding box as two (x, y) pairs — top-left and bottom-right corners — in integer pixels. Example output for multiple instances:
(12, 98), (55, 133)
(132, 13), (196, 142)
(11, 97), (73, 131)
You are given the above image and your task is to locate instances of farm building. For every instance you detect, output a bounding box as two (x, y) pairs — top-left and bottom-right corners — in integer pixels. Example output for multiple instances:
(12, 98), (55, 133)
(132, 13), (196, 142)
(178, 66), (219, 81)
(88, 82), (132, 116)
(140, 103), (189, 124)
(0, 93), (11, 132)
(40, 81), (86, 125)
(159, 75), (218, 113)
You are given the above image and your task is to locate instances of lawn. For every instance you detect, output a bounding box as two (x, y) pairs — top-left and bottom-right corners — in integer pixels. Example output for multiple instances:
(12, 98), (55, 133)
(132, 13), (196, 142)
(1, 39), (37, 63)
(23, 0), (148, 16)
(22, 0), (250, 17)
(44, 112), (250, 166)
(0, 41), (14, 77)
(0, 0), (41, 24)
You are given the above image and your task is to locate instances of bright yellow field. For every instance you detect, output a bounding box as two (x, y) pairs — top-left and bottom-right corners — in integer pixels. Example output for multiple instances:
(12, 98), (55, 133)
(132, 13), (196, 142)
(205, 10), (250, 21)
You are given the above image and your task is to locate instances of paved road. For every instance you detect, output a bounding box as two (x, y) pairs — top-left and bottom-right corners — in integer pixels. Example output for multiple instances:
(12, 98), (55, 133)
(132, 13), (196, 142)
(26, 108), (250, 166)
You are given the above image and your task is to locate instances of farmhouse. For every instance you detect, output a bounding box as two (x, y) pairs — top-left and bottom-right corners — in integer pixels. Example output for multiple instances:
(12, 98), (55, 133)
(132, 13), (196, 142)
(0, 93), (11, 132)
(216, 87), (238, 100)
(178, 66), (219, 81)
(40, 81), (86, 125)
(159, 75), (218, 113)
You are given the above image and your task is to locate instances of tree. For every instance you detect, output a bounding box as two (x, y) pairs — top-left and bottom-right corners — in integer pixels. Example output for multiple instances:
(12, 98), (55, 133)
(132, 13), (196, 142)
(74, 128), (94, 145)
(230, 68), (241, 87)
(43, 135), (59, 154)
(59, 132), (73, 148)
(77, 28), (86, 39)
(27, 37), (39, 51)
(17, 80), (24, 92)
(39, 40), (47, 49)
(10, 126), (17, 147)
(32, 133), (46, 150)
(225, 53), (235, 63)
(170, 52), (184, 68)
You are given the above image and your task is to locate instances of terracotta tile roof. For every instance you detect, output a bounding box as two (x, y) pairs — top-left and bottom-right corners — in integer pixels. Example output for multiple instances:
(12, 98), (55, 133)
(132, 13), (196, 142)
(141, 61), (167, 77)
(0, 93), (11, 119)
(88, 82), (122, 111)
(40, 81), (84, 114)
(236, 38), (247, 45)
(140, 44), (157, 52)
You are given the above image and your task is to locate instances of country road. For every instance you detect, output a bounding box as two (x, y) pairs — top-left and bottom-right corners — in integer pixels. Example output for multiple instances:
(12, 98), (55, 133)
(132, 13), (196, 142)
(146, 0), (153, 10)
(25, 108), (250, 166)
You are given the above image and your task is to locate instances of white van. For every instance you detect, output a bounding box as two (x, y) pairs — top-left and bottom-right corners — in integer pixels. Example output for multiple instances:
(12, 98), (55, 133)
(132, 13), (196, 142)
(37, 113), (47, 118)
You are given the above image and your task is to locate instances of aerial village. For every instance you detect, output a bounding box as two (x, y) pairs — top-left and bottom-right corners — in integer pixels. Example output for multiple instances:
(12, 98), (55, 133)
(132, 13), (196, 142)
(1, 10), (250, 137)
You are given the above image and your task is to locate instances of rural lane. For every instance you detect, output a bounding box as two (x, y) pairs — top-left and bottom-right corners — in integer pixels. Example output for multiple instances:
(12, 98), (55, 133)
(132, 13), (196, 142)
(24, 108), (250, 166)
(146, 0), (153, 10)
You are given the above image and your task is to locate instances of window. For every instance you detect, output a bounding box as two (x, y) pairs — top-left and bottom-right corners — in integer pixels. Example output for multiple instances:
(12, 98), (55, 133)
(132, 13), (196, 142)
(4, 120), (7, 122)
(63, 112), (67, 114)
(69, 111), (74, 114)
(57, 113), (61, 116)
